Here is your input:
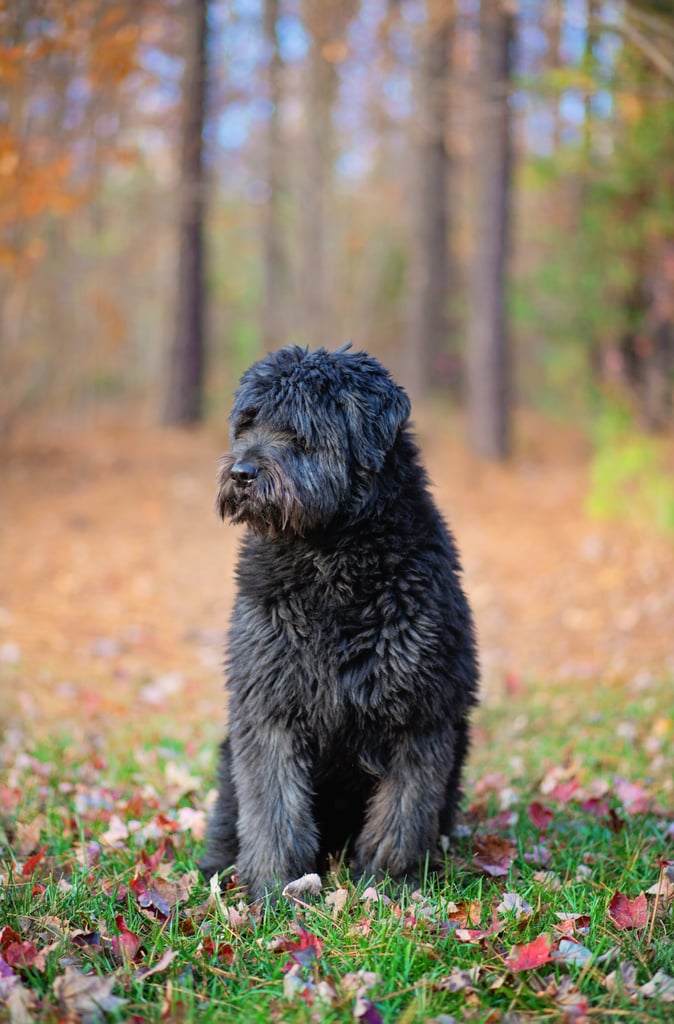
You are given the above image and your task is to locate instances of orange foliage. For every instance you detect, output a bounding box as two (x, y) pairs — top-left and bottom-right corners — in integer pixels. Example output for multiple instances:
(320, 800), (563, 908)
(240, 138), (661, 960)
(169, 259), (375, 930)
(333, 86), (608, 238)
(0, 0), (145, 268)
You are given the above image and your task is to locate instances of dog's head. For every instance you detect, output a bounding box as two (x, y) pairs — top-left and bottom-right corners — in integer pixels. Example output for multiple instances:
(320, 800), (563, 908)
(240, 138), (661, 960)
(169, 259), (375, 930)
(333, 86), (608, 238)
(216, 345), (411, 537)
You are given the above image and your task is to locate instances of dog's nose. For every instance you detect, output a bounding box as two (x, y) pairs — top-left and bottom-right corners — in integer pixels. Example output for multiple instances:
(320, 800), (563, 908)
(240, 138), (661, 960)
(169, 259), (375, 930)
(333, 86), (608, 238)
(230, 461), (258, 485)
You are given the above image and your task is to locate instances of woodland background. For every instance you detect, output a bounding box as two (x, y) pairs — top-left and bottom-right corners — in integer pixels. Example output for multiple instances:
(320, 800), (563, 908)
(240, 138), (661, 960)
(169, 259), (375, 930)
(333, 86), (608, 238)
(2, 0), (674, 704)
(2, 0), (674, 450)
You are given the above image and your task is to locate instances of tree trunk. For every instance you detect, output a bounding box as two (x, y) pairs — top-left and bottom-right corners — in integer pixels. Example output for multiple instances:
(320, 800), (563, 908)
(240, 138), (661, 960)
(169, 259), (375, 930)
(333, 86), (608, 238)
(467, 0), (514, 459)
(405, 0), (453, 401)
(261, 0), (284, 353)
(300, 1), (337, 346)
(163, 0), (208, 426)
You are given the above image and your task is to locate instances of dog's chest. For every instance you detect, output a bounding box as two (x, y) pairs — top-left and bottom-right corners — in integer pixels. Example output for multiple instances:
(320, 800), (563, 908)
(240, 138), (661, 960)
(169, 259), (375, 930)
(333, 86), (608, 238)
(232, 541), (430, 734)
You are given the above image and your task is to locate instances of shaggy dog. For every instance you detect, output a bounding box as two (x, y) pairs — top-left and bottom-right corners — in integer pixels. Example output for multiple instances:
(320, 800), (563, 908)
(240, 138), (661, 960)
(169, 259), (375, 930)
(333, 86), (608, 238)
(202, 345), (478, 899)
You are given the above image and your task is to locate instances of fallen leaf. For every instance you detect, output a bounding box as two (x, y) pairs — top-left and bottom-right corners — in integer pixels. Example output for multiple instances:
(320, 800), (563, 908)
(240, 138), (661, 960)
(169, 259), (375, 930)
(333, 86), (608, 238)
(506, 933), (554, 972)
(497, 892), (533, 918)
(130, 877), (171, 919)
(268, 928), (323, 968)
(20, 847), (46, 877)
(533, 870), (562, 890)
(134, 949), (178, 980)
(639, 970), (674, 1002)
(6, 981), (36, 1024)
(432, 967), (481, 993)
(605, 961), (638, 996)
(473, 835), (517, 877)
(527, 802), (554, 832)
(0, 956), (17, 1001)
(607, 890), (648, 930)
(0, 928), (21, 951)
(552, 938), (593, 968)
(175, 806), (206, 839)
(325, 886), (349, 919)
(454, 917), (505, 944)
(14, 819), (44, 858)
(198, 938), (234, 965)
(554, 913), (591, 936)
(613, 777), (651, 815)
(99, 815), (130, 848)
(109, 915), (142, 964)
(3, 940), (46, 973)
(53, 967), (126, 1023)
(360, 886), (390, 904)
(445, 900), (482, 928)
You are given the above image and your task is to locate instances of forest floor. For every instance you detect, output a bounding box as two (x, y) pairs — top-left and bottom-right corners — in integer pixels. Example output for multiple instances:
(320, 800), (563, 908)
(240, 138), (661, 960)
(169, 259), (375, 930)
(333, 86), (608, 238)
(1, 407), (673, 740)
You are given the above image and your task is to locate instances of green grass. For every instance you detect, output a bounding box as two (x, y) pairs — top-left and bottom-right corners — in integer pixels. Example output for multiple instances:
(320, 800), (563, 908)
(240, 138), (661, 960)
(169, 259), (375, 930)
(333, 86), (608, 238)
(1, 677), (673, 1022)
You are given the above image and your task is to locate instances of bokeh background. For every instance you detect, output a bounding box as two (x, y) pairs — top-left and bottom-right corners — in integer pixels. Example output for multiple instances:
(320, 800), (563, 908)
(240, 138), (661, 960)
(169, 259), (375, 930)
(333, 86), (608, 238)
(1, 0), (673, 740)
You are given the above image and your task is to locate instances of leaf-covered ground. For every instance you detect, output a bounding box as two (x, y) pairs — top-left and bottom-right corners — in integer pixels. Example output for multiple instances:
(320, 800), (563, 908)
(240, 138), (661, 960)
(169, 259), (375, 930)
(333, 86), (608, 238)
(1, 414), (673, 1021)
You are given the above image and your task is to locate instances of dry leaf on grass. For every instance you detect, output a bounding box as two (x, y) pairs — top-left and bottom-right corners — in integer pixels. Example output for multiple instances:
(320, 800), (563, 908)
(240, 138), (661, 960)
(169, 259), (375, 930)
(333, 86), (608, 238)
(607, 890), (648, 930)
(53, 967), (126, 1024)
(506, 934), (554, 973)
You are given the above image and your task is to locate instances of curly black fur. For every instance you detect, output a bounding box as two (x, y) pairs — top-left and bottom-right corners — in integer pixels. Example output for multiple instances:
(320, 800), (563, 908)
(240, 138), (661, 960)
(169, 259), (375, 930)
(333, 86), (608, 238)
(202, 346), (479, 899)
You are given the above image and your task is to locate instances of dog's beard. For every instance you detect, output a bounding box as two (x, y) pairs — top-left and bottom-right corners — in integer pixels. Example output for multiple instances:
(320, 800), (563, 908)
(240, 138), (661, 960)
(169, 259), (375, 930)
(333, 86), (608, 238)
(216, 455), (317, 538)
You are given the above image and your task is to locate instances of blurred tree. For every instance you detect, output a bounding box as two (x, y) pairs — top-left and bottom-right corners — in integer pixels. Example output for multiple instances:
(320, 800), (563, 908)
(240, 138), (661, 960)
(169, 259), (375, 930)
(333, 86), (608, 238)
(405, 0), (453, 400)
(0, 0), (156, 427)
(467, 0), (514, 459)
(261, 0), (285, 353)
(163, 0), (209, 425)
(300, 0), (357, 345)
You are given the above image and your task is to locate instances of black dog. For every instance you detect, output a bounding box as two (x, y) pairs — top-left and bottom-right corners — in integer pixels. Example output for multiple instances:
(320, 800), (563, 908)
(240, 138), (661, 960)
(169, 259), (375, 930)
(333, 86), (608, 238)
(202, 345), (479, 899)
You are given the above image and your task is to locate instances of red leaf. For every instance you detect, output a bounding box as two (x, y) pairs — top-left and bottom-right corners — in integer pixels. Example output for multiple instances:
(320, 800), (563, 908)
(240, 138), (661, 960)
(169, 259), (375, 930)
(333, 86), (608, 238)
(141, 841), (170, 872)
(548, 780), (580, 803)
(0, 786), (21, 810)
(528, 802), (554, 832)
(580, 796), (610, 819)
(130, 876), (171, 919)
(0, 927), (21, 951)
(506, 933), (554, 972)
(473, 835), (517, 877)
(200, 937), (234, 964)
(111, 914), (143, 962)
(454, 918), (505, 944)
(153, 813), (179, 833)
(21, 846), (46, 876)
(4, 940), (47, 972)
(608, 890), (648, 931)
(614, 778), (651, 815)
(270, 928), (323, 968)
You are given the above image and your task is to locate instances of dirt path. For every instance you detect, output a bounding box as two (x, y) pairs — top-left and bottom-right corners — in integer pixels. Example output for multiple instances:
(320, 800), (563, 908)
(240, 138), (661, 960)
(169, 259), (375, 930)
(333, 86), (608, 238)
(1, 411), (673, 736)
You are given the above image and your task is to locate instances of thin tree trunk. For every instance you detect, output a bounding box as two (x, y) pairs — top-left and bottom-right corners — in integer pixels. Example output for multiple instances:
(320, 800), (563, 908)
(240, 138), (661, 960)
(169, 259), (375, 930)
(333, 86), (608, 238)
(300, 2), (336, 345)
(467, 0), (514, 460)
(405, 0), (453, 401)
(261, 0), (284, 352)
(548, 0), (563, 151)
(163, 0), (208, 425)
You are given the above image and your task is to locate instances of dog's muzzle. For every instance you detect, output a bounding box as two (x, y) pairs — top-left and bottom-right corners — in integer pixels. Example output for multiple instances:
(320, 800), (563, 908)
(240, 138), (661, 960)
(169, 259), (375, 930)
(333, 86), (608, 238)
(230, 460), (259, 487)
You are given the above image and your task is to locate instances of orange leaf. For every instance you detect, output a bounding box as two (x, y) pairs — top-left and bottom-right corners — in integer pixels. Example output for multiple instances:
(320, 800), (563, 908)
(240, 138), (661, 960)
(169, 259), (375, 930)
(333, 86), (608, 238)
(506, 933), (554, 972)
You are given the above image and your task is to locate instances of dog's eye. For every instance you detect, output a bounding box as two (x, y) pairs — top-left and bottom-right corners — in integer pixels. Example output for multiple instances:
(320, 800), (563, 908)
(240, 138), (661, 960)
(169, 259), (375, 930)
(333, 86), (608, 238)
(297, 436), (311, 452)
(235, 409), (258, 435)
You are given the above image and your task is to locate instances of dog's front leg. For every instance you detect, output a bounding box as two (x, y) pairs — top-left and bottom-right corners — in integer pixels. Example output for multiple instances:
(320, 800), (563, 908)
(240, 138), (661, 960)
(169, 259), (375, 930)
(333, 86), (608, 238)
(354, 730), (454, 884)
(232, 726), (319, 900)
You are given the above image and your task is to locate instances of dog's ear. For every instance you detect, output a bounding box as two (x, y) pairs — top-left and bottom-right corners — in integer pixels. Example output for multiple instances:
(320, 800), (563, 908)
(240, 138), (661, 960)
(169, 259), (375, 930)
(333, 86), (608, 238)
(343, 381), (411, 472)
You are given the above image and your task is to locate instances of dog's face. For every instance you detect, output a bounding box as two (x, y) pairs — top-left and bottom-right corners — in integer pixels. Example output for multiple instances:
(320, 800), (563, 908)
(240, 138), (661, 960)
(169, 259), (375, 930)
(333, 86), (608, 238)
(216, 346), (411, 537)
